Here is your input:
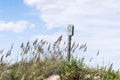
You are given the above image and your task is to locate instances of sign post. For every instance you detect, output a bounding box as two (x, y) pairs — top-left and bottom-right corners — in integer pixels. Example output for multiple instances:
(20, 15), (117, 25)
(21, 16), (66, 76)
(67, 25), (74, 61)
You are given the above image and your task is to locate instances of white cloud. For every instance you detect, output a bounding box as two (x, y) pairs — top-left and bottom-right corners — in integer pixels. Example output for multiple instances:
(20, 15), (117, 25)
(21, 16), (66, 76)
(24, 0), (120, 29)
(24, 0), (120, 69)
(0, 20), (35, 32)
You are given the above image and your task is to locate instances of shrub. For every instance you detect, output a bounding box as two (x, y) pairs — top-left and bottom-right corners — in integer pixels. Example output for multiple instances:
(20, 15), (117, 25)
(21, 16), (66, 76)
(58, 59), (87, 80)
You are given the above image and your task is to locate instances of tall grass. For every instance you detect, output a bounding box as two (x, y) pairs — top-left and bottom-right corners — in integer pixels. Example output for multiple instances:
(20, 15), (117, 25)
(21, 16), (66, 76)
(0, 35), (119, 80)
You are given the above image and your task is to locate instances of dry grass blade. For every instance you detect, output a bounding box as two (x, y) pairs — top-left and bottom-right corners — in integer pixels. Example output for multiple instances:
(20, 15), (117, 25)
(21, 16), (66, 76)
(72, 47), (77, 53)
(81, 57), (85, 61)
(83, 47), (87, 52)
(71, 42), (76, 50)
(27, 46), (30, 51)
(20, 42), (24, 48)
(10, 44), (14, 50)
(37, 46), (43, 53)
(26, 41), (30, 47)
(32, 51), (35, 56)
(45, 41), (48, 45)
(54, 35), (62, 47)
(35, 55), (40, 63)
(5, 44), (14, 57)
(63, 41), (66, 45)
(48, 44), (51, 51)
(89, 58), (93, 62)
(23, 48), (29, 55)
(76, 43), (79, 48)
(0, 55), (4, 63)
(84, 43), (86, 47)
(6, 50), (11, 57)
(40, 39), (43, 43)
(42, 41), (46, 46)
(33, 39), (38, 46)
(96, 50), (99, 56)
(34, 53), (37, 60)
(57, 35), (62, 42)
(0, 49), (4, 54)
(79, 43), (86, 50)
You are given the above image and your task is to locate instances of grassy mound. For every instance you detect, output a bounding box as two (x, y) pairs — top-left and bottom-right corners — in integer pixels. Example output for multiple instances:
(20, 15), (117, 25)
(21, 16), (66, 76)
(0, 36), (119, 80)
(0, 59), (119, 80)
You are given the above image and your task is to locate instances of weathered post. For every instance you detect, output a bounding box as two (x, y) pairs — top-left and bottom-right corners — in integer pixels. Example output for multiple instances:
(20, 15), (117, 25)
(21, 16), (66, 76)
(67, 25), (74, 61)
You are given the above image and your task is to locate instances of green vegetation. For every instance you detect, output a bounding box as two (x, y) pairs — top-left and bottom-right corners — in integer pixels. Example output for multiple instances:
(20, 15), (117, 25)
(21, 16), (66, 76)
(0, 35), (119, 80)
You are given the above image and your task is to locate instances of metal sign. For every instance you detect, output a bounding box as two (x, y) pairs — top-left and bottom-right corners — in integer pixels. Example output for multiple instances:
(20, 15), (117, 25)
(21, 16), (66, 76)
(67, 25), (74, 36)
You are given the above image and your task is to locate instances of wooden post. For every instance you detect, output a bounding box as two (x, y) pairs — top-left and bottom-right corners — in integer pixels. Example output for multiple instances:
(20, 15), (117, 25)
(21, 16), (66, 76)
(67, 35), (71, 61)
(67, 25), (74, 61)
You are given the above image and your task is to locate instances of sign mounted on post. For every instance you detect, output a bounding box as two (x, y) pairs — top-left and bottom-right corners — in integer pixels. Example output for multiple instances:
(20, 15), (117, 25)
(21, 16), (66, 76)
(66, 25), (74, 61)
(67, 25), (74, 36)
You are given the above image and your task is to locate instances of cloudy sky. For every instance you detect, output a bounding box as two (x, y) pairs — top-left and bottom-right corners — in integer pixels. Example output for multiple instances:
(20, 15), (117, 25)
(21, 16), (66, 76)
(1, 0), (120, 69)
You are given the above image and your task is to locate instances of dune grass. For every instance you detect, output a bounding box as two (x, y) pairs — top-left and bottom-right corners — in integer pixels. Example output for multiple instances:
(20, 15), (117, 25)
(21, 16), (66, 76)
(0, 35), (119, 80)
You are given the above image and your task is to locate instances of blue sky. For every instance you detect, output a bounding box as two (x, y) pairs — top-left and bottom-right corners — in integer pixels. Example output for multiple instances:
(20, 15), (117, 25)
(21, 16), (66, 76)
(0, 0), (120, 69)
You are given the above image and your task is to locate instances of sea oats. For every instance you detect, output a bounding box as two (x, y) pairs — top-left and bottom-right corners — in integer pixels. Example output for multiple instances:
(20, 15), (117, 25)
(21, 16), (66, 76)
(33, 39), (38, 46)
(20, 42), (24, 48)
(0, 49), (4, 54)
(96, 50), (99, 56)
(5, 50), (11, 57)
(0, 55), (4, 64)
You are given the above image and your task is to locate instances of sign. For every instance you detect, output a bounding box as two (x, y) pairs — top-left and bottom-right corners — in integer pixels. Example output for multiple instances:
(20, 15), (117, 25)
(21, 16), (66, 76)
(67, 25), (74, 36)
